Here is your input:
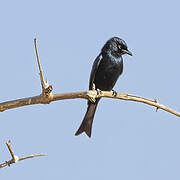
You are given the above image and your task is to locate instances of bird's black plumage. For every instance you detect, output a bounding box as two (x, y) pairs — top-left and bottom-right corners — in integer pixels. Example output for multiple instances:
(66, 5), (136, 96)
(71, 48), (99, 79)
(75, 37), (132, 137)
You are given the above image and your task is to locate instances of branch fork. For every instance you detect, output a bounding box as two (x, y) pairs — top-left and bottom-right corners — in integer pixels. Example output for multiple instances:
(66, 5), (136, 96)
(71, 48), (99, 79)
(0, 140), (46, 168)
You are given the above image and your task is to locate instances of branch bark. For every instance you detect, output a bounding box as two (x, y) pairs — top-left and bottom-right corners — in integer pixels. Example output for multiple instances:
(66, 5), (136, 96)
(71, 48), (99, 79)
(0, 140), (46, 168)
(0, 90), (179, 117)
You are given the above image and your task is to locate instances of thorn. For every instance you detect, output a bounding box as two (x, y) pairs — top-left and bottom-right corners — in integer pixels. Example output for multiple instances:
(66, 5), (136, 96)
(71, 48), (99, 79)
(34, 38), (46, 90)
(154, 98), (159, 112)
(7, 140), (11, 145)
(5, 161), (10, 167)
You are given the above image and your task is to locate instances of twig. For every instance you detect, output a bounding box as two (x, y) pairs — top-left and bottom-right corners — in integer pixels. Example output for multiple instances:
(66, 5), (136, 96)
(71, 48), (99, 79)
(0, 140), (46, 168)
(34, 38), (45, 89)
(18, 154), (46, 161)
(34, 38), (52, 97)
(6, 140), (16, 161)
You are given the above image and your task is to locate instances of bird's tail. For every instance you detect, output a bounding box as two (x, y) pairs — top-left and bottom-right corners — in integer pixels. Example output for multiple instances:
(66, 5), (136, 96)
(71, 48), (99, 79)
(75, 99), (100, 138)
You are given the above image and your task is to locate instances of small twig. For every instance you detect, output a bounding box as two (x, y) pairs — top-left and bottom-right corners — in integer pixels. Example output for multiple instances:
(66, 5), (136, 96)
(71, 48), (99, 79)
(6, 140), (16, 161)
(34, 38), (46, 89)
(19, 153), (46, 161)
(0, 140), (46, 168)
(34, 38), (52, 97)
(154, 99), (159, 112)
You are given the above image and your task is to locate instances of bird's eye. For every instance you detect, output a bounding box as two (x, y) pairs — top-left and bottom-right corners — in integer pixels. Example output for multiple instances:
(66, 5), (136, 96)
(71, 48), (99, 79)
(118, 45), (121, 49)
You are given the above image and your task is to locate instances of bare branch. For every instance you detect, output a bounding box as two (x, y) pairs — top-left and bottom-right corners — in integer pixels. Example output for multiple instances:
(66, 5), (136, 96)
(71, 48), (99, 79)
(19, 153), (46, 161)
(34, 38), (53, 97)
(6, 140), (17, 162)
(0, 140), (46, 168)
(34, 38), (45, 89)
(0, 38), (178, 120)
(0, 90), (179, 118)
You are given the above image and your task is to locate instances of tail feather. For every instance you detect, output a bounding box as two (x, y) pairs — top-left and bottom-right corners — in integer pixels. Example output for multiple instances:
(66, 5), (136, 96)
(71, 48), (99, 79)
(75, 100), (99, 138)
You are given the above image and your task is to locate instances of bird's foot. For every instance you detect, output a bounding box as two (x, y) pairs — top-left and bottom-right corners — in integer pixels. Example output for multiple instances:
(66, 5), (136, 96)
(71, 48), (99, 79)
(97, 88), (102, 96)
(91, 83), (102, 96)
(112, 89), (117, 97)
(92, 83), (96, 91)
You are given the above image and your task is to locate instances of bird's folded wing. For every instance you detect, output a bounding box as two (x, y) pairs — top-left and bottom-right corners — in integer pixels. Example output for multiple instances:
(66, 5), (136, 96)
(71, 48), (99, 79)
(89, 53), (102, 90)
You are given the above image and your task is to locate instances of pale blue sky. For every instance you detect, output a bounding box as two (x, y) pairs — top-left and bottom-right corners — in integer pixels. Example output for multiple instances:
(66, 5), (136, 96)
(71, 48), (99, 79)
(1, 0), (180, 179)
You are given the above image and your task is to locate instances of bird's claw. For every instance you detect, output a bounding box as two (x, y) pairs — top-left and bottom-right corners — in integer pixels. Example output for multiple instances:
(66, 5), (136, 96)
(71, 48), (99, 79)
(97, 88), (102, 96)
(92, 83), (96, 91)
(112, 89), (117, 97)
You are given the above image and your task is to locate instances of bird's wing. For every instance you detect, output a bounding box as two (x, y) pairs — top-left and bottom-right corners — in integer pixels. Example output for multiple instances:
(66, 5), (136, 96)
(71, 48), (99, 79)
(89, 53), (102, 90)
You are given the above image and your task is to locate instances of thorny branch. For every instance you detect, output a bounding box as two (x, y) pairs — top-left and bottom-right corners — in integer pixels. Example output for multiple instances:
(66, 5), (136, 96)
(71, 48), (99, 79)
(0, 38), (179, 169)
(0, 90), (179, 117)
(0, 140), (46, 168)
(0, 38), (179, 120)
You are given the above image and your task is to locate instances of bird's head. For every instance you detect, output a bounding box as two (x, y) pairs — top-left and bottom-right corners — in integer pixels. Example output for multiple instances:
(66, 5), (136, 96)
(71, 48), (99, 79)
(102, 37), (132, 58)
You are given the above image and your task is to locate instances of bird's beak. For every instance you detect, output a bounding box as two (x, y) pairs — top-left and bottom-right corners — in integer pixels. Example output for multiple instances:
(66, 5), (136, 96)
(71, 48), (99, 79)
(122, 49), (133, 56)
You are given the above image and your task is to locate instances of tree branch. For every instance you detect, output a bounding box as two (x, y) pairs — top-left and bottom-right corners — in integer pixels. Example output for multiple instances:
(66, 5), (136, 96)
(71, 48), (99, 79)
(0, 90), (179, 117)
(0, 38), (179, 120)
(0, 140), (46, 168)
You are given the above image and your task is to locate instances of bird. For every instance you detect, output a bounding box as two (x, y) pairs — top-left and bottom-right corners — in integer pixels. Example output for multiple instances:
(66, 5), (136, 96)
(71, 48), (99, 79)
(75, 37), (132, 138)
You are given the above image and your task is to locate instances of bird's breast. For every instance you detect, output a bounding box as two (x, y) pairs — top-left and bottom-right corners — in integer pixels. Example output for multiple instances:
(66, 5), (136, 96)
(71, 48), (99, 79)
(94, 56), (123, 91)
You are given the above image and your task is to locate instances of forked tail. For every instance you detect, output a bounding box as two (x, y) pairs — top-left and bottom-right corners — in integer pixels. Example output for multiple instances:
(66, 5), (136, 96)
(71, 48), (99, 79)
(75, 99), (100, 138)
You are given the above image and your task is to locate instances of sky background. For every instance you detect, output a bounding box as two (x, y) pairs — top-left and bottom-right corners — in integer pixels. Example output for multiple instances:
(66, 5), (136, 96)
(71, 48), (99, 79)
(0, 0), (180, 179)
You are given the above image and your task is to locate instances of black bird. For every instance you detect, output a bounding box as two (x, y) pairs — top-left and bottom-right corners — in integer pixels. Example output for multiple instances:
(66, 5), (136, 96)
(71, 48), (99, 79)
(75, 37), (132, 137)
